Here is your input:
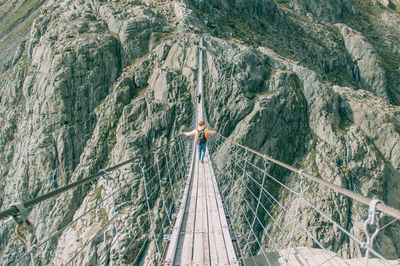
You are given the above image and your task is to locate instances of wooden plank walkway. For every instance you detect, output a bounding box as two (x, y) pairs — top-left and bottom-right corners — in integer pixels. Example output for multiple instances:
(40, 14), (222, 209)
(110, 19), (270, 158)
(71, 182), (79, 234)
(164, 35), (237, 265)
(164, 149), (238, 265)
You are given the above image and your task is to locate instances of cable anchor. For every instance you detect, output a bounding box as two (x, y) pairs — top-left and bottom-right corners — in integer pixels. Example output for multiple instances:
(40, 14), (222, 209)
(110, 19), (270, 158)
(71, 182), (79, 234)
(363, 199), (383, 265)
(11, 203), (37, 265)
(263, 159), (271, 173)
(298, 170), (309, 193)
(100, 169), (113, 182)
(137, 155), (146, 171)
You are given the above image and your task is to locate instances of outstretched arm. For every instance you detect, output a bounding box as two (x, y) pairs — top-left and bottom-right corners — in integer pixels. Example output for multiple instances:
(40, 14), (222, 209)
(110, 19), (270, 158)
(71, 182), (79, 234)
(183, 130), (196, 136)
(206, 129), (216, 134)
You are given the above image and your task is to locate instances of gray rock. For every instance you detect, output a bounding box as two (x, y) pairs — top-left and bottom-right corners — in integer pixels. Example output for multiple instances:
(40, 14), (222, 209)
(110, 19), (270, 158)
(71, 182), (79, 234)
(11, 41), (26, 67)
(279, 0), (353, 23)
(337, 23), (390, 102)
(376, 0), (396, 9)
(118, 7), (162, 66)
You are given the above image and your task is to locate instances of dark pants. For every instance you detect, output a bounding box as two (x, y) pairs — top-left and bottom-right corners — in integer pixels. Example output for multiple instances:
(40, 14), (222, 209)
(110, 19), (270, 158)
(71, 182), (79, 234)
(197, 143), (206, 162)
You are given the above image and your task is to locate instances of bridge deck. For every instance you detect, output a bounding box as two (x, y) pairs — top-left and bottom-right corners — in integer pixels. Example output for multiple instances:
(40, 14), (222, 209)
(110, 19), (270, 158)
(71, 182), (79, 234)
(165, 149), (238, 265)
(164, 35), (237, 265)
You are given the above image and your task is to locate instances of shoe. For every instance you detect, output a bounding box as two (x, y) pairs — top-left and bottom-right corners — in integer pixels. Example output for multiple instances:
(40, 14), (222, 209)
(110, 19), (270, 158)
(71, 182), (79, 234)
(200, 160), (204, 163)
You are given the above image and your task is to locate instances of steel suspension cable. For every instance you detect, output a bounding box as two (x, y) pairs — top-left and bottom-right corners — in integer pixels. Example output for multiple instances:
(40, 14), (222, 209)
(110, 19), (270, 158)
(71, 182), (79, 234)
(127, 216), (151, 264)
(226, 166), (313, 265)
(163, 150), (179, 215)
(65, 201), (141, 265)
(139, 156), (162, 263)
(67, 139), (187, 265)
(153, 203), (174, 262)
(233, 158), (352, 257)
(208, 138), (258, 262)
(209, 135), (382, 264)
(144, 138), (191, 264)
(208, 135), (246, 259)
(212, 149), (274, 264)
(0, 137), (182, 221)
(158, 148), (187, 262)
(285, 172), (309, 265)
(94, 211), (150, 266)
(102, 171), (123, 265)
(128, 147), (188, 263)
(127, 155), (187, 265)
(15, 177), (133, 264)
(224, 145), (390, 262)
(166, 150), (186, 209)
(155, 154), (172, 228)
(215, 133), (400, 221)
(1, 134), (192, 266)
(243, 160), (268, 257)
(221, 163), (314, 265)
(236, 199), (273, 266)
(236, 171), (292, 247)
(380, 218), (399, 231)
(232, 148), (297, 195)
(78, 204), (151, 265)
(210, 135), (396, 262)
(66, 165), (170, 265)
(234, 151), (249, 264)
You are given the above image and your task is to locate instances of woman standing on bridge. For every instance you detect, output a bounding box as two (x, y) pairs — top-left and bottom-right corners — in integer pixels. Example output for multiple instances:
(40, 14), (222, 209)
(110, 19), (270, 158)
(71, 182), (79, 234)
(183, 120), (215, 163)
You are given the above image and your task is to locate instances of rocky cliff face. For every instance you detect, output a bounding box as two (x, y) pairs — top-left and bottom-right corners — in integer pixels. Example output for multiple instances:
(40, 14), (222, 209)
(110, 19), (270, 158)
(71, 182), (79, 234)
(0, 0), (399, 264)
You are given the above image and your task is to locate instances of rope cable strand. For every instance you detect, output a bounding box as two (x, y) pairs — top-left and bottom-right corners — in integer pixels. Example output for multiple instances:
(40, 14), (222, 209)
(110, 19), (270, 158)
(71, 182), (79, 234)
(208, 135), (304, 258)
(212, 140), (387, 260)
(2, 136), (189, 266)
(234, 170), (319, 265)
(0, 137), (183, 221)
(4, 123), (400, 265)
(215, 132), (400, 221)
(65, 175), (163, 265)
(66, 138), (188, 265)
(208, 133), (397, 264)
(15, 179), (133, 264)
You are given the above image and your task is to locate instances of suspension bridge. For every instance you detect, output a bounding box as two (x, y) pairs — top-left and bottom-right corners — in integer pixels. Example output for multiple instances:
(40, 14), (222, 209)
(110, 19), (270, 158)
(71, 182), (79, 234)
(0, 36), (400, 265)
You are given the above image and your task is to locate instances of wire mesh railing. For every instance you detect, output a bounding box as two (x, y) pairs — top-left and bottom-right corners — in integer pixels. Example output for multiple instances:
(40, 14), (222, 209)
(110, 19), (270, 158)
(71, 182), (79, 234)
(0, 135), (193, 265)
(207, 132), (400, 266)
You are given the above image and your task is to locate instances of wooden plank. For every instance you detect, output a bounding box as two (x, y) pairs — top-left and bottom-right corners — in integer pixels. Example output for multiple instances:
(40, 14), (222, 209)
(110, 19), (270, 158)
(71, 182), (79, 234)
(167, 138), (238, 266)
(206, 152), (239, 265)
(201, 163), (211, 265)
(166, 36), (240, 265)
(174, 153), (199, 263)
(193, 162), (205, 264)
(164, 142), (196, 265)
(205, 161), (219, 265)
(204, 161), (225, 264)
